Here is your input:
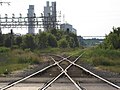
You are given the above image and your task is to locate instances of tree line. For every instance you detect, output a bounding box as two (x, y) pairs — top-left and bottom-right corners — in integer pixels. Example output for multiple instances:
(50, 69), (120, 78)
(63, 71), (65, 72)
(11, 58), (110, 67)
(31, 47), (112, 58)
(99, 27), (120, 49)
(0, 29), (79, 50)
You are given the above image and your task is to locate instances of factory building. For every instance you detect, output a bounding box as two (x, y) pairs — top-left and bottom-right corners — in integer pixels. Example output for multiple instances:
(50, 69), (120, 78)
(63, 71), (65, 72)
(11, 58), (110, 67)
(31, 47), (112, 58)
(43, 1), (57, 31)
(60, 23), (77, 34)
(72, 28), (77, 34)
(28, 5), (35, 34)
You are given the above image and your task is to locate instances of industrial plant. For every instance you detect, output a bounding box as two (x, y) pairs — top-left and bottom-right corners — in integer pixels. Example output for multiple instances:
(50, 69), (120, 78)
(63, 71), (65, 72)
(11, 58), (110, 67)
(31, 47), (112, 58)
(28, 5), (35, 34)
(0, 1), (77, 35)
(43, 1), (57, 31)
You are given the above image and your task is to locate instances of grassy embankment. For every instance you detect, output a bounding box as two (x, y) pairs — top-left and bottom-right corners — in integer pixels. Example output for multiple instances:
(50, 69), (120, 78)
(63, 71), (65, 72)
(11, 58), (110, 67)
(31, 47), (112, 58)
(0, 47), (78, 75)
(0, 47), (120, 76)
(27, 47), (120, 73)
(66, 47), (120, 73)
(0, 47), (42, 75)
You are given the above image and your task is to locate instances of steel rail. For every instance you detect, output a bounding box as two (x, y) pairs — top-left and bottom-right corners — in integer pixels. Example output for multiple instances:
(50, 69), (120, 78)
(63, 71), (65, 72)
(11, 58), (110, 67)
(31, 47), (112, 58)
(65, 72), (83, 90)
(40, 72), (64, 90)
(55, 52), (84, 72)
(0, 59), (64, 90)
(73, 63), (120, 89)
(77, 82), (87, 90)
(39, 55), (71, 90)
(40, 53), (84, 90)
(39, 75), (59, 90)
(50, 56), (83, 90)
(64, 58), (120, 89)
(52, 54), (87, 90)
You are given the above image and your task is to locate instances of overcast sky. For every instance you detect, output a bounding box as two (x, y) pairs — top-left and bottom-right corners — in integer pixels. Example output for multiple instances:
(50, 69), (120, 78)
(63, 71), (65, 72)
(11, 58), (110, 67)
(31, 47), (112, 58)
(0, 0), (120, 37)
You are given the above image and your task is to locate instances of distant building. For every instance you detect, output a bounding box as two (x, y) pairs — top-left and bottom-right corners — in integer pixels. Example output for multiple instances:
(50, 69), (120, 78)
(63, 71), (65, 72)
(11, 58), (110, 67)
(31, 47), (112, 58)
(43, 1), (57, 31)
(72, 28), (77, 34)
(60, 23), (77, 34)
(28, 5), (35, 34)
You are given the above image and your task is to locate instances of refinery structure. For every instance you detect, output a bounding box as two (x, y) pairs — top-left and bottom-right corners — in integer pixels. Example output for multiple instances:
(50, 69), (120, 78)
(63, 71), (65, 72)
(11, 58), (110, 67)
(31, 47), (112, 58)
(0, 1), (77, 35)
(28, 5), (35, 34)
(43, 1), (57, 31)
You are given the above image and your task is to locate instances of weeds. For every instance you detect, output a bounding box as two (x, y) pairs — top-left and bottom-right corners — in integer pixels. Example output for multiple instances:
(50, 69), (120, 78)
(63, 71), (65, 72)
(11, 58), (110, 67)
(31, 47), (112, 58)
(0, 48), (42, 75)
(0, 47), (120, 75)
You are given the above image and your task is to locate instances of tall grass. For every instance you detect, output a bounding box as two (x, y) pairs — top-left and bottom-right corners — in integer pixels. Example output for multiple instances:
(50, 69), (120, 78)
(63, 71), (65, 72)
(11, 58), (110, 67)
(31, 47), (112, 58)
(0, 47), (120, 74)
(0, 47), (10, 53)
(67, 47), (120, 73)
(0, 64), (28, 75)
(10, 49), (42, 64)
(82, 48), (120, 66)
(0, 48), (42, 75)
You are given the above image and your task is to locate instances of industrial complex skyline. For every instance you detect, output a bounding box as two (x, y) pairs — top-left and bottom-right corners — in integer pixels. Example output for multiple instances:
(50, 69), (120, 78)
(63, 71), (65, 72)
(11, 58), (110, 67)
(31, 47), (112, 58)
(0, 0), (120, 36)
(0, 1), (77, 35)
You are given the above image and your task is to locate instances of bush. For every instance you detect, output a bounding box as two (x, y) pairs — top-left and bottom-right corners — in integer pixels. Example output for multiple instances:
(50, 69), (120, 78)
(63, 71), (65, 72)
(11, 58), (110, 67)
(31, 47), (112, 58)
(81, 48), (120, 67)
(0, 47), (10, 53)
(92, 57), (111, 66)
(24, 48), (31, 52)
(58, 39), (69, 48)
(47, 34), (57, 47)
(100, 27), (120, 49)
(18, 57), (30, 63)
(11, 45), (19, 49)
(3, 69), (10, 75)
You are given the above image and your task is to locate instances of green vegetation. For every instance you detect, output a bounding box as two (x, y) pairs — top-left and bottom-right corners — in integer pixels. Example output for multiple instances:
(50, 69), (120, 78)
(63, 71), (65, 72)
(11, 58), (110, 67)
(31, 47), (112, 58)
(0, 46), (120, 75)
(0, 29), (80, 75)
(0, 47), (42, 75)
(0, 29), (79, 50)
(66, 47), (120, 73)
(39, 47), (120, 73)
(100, 27), (120, 49)
(58, 38), (69, 48)
(0, 28), (120, 75)
(83, 39), (103, 47)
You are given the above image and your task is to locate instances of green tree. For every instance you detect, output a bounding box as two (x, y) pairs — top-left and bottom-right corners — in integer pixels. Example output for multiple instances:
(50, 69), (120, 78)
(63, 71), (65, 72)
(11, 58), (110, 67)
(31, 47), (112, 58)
(50, 29), (63, 40)
(101, 27), (120, 49)
(4, 35), (12, 47)
(15, 36), (22, 47)
(65, 35), (75, 48)
(50, 29), (57, 36)
(22, 34), (35, 50)
(58, 38), (68, 48)
(37, 32), (48, 49)
(0, 32), (3, 46)
(67, 33), (79, 47)
(69, 37), (75, 48)
(47, 33), (57, 47)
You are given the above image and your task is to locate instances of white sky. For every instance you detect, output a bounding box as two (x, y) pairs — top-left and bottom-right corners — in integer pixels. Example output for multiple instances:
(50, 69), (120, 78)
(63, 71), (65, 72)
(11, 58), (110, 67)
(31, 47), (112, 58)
(0, 0), (120, 37)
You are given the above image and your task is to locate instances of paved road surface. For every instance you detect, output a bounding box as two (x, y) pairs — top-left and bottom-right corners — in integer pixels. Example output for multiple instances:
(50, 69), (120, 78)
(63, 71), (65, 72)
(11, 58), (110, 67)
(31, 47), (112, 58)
(0, 78), (119, 90)
(0, 83), (119, 90)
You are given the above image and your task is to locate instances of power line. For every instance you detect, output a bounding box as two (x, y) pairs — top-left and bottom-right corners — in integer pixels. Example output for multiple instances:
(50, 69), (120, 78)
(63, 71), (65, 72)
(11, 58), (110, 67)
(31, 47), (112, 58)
(0, 2), (11, 6)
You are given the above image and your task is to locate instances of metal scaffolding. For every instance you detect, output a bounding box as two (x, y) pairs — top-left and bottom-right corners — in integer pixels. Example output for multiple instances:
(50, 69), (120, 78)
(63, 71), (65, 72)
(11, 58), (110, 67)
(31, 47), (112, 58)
(0, 13), (60, 31)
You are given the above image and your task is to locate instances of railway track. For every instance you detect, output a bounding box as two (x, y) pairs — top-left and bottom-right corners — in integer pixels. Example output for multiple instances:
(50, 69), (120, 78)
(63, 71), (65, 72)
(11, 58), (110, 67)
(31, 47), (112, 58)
(0, 53), (120, 90)
(0, 55), (71, 90)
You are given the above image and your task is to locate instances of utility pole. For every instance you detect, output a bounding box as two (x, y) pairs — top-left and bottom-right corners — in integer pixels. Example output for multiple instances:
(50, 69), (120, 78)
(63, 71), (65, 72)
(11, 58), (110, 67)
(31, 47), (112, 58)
(10, 29), (13, 49)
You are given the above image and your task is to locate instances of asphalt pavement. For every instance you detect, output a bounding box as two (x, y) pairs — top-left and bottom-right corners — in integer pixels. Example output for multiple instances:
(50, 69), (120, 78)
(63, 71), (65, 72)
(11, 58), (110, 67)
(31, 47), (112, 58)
(0, 83), (119, 90)
(0, 77), (119, 90)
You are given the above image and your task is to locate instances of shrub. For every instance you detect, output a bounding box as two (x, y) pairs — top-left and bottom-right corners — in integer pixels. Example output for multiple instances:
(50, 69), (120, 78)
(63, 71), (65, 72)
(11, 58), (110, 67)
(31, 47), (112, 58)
(58, 39), (69, 48)
(92, 57), (110, 66)
(47, 34), (57, 47)
(0, 47), (10, 53)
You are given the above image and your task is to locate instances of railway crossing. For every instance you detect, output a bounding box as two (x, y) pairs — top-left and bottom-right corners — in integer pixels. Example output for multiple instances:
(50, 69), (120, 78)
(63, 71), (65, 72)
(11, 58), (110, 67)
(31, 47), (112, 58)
(0, 53), (120, 90)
